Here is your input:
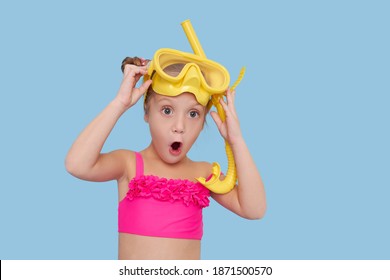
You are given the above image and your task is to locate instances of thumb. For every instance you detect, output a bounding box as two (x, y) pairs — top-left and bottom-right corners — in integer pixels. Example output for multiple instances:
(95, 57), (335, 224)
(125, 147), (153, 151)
(138, 79), (152, 95)
(132, 79), (152, 102)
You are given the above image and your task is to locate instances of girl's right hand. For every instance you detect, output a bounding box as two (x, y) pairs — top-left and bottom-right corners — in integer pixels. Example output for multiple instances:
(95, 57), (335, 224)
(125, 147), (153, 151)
(114, 60), (152, 110)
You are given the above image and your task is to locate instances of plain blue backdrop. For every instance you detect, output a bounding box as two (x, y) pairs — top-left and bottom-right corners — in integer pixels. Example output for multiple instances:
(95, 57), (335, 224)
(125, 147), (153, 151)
(0, 0), (389, 260)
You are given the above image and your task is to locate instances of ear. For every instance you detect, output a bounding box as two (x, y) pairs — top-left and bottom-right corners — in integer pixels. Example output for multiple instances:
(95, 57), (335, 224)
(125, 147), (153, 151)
(144, 112), (149, 123)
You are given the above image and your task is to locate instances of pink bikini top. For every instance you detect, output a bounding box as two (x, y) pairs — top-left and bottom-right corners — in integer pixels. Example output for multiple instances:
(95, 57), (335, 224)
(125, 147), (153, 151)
(118, 152), (211, 240)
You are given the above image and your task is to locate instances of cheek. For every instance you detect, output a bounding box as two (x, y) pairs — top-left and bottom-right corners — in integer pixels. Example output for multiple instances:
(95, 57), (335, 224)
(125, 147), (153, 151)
(149, 123), (164, 137)
(149, 117), (169, 138)
(187, 120), (204, 138)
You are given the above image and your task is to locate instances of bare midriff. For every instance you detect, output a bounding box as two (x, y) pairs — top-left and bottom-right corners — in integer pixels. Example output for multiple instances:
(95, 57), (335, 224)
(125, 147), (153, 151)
(118, 233), (201, 260)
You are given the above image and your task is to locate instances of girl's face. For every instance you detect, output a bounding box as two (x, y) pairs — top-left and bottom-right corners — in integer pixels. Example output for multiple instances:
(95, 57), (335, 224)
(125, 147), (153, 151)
(145, 92), (206, 164)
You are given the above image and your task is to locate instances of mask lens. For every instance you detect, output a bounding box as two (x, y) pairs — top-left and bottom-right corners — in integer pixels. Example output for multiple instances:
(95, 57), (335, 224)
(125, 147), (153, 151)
(155, 50), (229, 91)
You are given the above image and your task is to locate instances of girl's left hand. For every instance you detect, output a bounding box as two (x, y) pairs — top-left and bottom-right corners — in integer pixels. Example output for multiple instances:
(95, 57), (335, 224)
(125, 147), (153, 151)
(210, 88), (243, 146)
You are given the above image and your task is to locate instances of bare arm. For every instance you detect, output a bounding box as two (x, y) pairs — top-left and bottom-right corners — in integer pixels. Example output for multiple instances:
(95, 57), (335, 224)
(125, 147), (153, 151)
(65, 62), (152, 182)
(210, 89), (266, 219)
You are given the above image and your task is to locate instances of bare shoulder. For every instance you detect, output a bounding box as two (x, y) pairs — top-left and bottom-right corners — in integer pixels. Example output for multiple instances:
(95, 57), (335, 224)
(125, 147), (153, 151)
(114, 149), (138, 201)
(108, 149), (134, 159)
(108, 149), (137, 179)
(188, 159), (213, 178)
(102, 149), (134, 167)
(94, 149), (137, 183)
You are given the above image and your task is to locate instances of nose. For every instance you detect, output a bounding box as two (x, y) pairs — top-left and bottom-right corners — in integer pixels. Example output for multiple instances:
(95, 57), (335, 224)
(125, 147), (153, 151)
(172, 115), (185, 134)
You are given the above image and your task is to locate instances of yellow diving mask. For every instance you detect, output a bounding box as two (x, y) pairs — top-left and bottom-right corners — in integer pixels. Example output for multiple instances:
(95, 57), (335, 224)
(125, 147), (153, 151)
(144, 19), (245, 194)
(145, 48), (230, 106)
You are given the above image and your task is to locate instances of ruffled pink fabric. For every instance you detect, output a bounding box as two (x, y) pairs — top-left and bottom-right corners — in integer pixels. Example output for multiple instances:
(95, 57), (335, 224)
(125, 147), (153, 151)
(126, 175), (210, 208)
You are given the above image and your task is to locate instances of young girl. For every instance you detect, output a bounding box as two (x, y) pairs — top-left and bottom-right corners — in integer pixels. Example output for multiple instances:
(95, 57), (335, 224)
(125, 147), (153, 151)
(66, 52), (266, 259)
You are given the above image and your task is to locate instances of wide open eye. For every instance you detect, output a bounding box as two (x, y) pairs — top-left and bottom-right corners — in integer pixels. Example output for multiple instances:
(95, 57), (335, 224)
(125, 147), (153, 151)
(189, 110), (199, 118)
(162, 106), (172, 115)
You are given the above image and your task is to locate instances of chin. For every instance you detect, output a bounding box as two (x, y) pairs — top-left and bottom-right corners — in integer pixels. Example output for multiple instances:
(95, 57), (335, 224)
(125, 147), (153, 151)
(166, 151), (189, 164)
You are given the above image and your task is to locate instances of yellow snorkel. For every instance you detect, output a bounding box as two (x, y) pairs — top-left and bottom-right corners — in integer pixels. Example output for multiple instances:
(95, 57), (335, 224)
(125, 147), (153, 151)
(146, 19), (245, 194)
(182, 20), (245, 194)
(199, 67), (246, 194)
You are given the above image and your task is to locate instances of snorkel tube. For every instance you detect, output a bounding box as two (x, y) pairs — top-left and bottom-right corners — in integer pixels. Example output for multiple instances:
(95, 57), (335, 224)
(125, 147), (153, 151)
(181, 20), (246, 194)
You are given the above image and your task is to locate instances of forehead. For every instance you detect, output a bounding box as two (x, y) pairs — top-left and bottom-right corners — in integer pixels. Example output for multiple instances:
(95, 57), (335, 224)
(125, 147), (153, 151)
(152, 92), (204, 108)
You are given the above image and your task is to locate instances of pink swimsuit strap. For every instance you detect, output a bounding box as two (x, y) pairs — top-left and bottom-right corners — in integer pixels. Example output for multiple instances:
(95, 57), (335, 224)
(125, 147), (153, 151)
(134, 152), (144, 179)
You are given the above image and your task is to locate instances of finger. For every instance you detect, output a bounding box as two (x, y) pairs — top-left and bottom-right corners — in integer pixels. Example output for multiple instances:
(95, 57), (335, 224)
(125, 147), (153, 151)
(138, 79), (152, 95)
(226, 88), (238, 118)
(226, 88), (236, 106)
(123, 64), (148, 76)
(122, 69), (143, 93)
(210, 111), (222, 126)
(123, 64), (132, 76)
(129, 78), (152, 103)
(131, 66), (148, 74)
(124, 67), (148, 85)
(219, 97), (230, 115)
(227, 88), (236, 104)
(210, 111), (227, 138)
(140, 57), (151, 66)
(123, 64), (138, 76)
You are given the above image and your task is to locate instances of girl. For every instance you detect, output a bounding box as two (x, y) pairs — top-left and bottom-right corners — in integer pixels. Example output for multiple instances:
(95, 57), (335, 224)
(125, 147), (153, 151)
(65, 56), (266, 260)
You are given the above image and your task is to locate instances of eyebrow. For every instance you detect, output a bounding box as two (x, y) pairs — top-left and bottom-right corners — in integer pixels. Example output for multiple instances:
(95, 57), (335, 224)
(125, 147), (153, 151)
(191, 103), (205, 111)
(155, 97), (173, 104)
(155, 96), (204, 110)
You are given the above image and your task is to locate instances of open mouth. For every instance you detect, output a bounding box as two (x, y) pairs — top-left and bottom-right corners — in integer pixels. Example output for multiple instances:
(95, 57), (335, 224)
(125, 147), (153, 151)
(169, 141), (183, 155)
(171, 141), (182, 151)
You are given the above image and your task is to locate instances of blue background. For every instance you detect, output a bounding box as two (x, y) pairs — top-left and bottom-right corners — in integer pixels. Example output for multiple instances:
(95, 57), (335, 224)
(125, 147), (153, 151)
(0, 0), (389, 260)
